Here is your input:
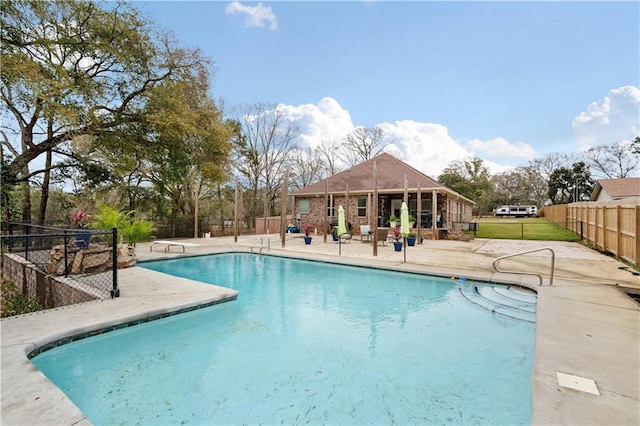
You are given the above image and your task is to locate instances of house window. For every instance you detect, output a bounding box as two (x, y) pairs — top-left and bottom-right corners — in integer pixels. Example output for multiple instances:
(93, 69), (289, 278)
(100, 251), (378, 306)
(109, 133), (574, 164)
(357, 197), (367, 217)
(327, 198), (335, 217)
(299, 199), (310, 214)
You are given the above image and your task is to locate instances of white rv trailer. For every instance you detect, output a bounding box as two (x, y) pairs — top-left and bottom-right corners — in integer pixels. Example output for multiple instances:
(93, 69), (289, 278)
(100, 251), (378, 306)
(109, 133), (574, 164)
(494, 205), (538, 217)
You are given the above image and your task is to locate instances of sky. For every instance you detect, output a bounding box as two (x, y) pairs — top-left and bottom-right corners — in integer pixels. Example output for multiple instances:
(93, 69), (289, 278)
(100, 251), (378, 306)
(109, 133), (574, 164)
(137, 0), (640, 178)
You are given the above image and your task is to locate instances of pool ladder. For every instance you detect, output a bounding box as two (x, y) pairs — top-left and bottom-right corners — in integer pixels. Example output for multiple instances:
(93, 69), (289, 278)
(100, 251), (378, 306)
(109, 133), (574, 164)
(251, 237), (270, 254)
(492, 247), (555, 286)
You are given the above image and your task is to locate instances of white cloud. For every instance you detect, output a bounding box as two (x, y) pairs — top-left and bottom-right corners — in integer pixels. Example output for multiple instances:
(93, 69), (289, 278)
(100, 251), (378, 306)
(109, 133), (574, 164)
(465, 137), (537, 160)
(376, 120), (472, 178)
(572, 85), (640, 151)
(225, 1), (278, 30)
(277, 97), (354, 148)
(273, 97), (521, 178)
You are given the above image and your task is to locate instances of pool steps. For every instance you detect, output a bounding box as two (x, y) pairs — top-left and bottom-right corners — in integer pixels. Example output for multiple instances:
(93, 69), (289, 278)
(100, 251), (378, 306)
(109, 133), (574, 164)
(459, 285), (537, 323)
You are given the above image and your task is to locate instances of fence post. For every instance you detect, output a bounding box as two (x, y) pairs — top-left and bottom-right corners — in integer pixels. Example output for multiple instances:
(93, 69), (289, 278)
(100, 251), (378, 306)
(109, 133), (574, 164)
(111, 227), (120, 298)
(63, 233), (69, 276)
(521, 223), (524, 240)
(635, 206), (640, 267)
(580, 221), (583, 240)
(616, 205), (622, 259)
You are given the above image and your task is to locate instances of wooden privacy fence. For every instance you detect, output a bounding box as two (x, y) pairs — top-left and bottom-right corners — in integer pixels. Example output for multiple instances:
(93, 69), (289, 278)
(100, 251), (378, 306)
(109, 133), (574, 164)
(542, 199), (640, 266)
(255, 215), (294, 235)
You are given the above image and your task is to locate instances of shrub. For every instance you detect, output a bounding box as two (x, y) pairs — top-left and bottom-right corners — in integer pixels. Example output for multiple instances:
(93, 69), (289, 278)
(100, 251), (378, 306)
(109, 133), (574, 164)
(1, 280), (44, 317)
(90, 205), (155, 246)
(121, 218), (155, 247)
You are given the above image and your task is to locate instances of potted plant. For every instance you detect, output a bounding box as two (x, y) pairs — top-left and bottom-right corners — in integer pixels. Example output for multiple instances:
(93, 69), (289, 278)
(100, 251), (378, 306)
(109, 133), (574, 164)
(71, 209), (92, 248)
(392, 225), (403, 251)
(389, 214), (399, 228)
(121, 216), (155, 255)
(408, 215), (416, 228)
(407, 232), (417, 246)
(303, 223), (313, 244)
(331, 226), (339, 241)
(90, 205), (128, 244)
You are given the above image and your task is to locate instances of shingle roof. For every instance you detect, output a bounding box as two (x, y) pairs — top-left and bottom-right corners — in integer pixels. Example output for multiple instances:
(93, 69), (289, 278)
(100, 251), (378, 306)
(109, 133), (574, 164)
(590, 177), (640, 200)
(291, 153), (473, 203)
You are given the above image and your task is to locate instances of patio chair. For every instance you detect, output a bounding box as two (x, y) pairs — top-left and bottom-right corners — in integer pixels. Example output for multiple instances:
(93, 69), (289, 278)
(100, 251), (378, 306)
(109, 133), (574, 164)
(359, 225), (372, 242)
(340, 233), (352, 243)
(376, 228), (388, 246)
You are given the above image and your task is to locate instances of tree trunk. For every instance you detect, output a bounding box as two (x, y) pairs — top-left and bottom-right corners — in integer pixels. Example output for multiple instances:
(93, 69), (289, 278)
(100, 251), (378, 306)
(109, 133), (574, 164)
(193, 182), (200, 239)
(20, 131), (32, 223)
(37, 149), (52, 225)
(20, 180), (31, 223)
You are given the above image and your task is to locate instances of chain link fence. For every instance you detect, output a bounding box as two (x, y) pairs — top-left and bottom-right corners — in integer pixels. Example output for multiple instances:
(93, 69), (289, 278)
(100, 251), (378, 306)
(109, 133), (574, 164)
(1, 223), (119, 310)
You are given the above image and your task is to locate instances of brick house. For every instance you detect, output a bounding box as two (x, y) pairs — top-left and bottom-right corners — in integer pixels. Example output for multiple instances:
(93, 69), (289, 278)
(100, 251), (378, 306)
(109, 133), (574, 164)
(290, 153), (474, 238)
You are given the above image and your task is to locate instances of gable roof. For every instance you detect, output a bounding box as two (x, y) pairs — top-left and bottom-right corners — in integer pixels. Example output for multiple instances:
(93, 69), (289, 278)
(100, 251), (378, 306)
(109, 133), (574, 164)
(292, 153), (474, 204)
(590, 177), (640, 201)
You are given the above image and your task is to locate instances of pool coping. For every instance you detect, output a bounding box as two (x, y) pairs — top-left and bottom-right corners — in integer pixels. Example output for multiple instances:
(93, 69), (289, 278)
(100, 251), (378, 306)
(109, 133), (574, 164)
(1, 237), (639, 425)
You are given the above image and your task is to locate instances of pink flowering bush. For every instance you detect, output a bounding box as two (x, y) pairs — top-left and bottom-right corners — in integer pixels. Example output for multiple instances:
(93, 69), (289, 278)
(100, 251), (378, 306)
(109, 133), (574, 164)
(393, 225), (402, 241)
(72, 210), (91, 228)
(304, 223), (312, 237)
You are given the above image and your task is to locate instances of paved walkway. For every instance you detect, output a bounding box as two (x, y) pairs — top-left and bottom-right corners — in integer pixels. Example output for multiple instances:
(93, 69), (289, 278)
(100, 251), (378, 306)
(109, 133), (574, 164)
(1, 234), (639, 425)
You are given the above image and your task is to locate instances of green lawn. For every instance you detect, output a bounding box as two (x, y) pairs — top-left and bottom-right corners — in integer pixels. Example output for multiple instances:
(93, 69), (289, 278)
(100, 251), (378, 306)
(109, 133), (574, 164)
(466, 217), (581, 241)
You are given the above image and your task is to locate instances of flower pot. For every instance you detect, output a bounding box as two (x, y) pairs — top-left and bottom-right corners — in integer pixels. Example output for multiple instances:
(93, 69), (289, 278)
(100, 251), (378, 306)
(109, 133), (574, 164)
(393, 241), (403, 251)
(407, 236), (417, 246)
(331, 233), (339, 241)
(389, 221), (397, 228)
(304, 236), (312, 245)
(75, 230), (91, 248)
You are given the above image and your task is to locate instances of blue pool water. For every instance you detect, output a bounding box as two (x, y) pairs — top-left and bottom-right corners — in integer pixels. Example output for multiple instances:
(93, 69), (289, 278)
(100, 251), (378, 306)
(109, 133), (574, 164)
(32, 253), (535, 425)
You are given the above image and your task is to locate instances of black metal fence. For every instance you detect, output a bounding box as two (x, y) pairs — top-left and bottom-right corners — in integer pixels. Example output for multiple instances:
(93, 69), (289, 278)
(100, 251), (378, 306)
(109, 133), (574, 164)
(456, 220), (582, 241)
(1, 223), (119, 308)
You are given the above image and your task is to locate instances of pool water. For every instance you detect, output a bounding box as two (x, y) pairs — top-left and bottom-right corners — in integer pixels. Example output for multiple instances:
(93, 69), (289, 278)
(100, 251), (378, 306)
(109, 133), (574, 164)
(32, 253), (535, 425)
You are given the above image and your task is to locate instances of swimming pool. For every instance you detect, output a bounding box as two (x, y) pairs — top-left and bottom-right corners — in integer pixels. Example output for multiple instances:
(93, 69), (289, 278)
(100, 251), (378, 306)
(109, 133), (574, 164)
(31, 253), (536, 425)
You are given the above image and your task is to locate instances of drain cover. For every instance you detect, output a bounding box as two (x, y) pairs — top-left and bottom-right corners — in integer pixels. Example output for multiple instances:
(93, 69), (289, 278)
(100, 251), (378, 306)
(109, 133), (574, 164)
(556, 372), (600, 395)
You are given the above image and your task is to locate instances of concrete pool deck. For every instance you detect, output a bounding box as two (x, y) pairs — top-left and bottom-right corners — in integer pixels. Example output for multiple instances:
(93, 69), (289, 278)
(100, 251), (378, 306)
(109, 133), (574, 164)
(1, 235), (639, 425)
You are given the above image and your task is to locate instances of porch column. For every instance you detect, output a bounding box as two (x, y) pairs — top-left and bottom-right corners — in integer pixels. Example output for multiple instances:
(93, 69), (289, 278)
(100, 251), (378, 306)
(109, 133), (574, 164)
(417, 184), (421, 244)
(432, 190), (438, 240)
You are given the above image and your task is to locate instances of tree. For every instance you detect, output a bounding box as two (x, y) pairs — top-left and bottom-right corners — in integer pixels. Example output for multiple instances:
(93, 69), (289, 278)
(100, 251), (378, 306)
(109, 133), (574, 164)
(287, 147), (326, 190)
(585, 140), (640, 179)
(548, 161), (594, 204)
(490, 166), (547, 208)
(1, 0), (212, 223)
(233, 103), (299, 227)
(438, 157), (493, 216)
(632, 136), (640, 155)
(315, 138), (343, 177)
(141, 77), (233, 237)
(526, 152), (576, 183)
(341, 126), (388, 167)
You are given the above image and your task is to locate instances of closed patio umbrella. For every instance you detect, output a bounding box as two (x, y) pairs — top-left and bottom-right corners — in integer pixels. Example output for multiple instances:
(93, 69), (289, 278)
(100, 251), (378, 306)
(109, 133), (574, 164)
(338, 205), (347, 256)
(400, 202), (410, 263)
(338, 205), (347, 236)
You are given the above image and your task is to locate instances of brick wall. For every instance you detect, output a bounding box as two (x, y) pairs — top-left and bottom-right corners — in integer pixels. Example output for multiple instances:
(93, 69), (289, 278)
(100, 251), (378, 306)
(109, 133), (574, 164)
(2, 253), (99, 309)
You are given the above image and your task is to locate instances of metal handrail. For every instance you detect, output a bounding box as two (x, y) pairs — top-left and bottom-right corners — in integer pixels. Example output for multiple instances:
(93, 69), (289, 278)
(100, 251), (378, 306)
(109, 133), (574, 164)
(492, 247), (555, 286)
(250, 237), (270, 254)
